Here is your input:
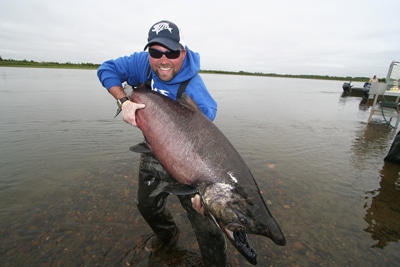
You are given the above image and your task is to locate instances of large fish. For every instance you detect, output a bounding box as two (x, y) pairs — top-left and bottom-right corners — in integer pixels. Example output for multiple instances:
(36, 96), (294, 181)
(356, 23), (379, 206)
(128, 87), (286, 265)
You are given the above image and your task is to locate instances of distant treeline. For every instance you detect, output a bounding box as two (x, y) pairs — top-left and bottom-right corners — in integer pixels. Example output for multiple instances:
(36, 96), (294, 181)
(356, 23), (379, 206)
(0, 58), (99, 69)
(0, 58), (370, 82)
(200, 70), (370, 82)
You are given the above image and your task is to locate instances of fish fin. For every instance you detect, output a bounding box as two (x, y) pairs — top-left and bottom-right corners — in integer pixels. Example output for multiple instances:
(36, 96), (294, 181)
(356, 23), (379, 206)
(162, 184), (198, 195)
(149, 181), (170, 198)
(178, 93), (202, 113)
(129, 142), (152, 153)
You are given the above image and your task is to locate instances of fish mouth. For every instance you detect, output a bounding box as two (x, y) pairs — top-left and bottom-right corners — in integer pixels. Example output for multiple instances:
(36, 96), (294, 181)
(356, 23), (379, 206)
(223, 227), (257, 265)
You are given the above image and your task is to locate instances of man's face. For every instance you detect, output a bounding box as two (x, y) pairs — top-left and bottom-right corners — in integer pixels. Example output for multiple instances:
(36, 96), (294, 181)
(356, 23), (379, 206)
(148, 44), (187, 82)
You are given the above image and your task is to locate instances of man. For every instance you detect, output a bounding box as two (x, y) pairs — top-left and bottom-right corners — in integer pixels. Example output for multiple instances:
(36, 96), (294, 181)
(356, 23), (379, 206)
(369, 75), (379, 83)
(97, 20), (227, 266)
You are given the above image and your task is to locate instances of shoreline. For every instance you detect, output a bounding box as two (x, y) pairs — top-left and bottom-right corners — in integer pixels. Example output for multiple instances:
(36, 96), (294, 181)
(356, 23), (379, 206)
(0, 59), (369, 82)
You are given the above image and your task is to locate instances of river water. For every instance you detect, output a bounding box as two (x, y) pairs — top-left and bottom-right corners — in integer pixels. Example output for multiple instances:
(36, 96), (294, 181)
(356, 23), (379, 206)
(0, 67), (399, 266)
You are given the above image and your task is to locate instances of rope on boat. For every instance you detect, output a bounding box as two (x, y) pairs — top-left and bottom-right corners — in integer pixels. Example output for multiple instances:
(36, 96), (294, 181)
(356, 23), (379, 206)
(380, 102), (398, 129)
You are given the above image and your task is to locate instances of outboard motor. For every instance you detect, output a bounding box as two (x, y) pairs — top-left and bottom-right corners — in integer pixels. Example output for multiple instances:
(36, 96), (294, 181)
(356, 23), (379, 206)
(362, 82), (371, 100)
(342, 82), (352, 93)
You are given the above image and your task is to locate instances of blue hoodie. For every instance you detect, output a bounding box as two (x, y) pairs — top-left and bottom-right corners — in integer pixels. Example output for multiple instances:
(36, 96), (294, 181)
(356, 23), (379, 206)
(97, 48), (217, 121)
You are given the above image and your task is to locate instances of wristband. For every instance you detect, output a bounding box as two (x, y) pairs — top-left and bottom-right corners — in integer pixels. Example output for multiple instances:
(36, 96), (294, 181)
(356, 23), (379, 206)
(117, 96), (129, 108)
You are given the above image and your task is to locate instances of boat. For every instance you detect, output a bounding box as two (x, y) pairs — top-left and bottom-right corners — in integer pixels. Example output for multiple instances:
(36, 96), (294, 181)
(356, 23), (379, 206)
(386, 60), (400, 91)
(342, 61), (400, 98)
(342, 81), (370, 97)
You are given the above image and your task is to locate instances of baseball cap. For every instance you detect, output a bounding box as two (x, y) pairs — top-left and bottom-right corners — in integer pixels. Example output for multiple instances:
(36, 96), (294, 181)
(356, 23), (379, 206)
(144, 20), (182, 51)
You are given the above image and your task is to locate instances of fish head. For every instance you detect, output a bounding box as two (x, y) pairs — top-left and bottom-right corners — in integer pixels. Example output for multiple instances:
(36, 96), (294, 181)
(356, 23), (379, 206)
(201, 182), (286, 265)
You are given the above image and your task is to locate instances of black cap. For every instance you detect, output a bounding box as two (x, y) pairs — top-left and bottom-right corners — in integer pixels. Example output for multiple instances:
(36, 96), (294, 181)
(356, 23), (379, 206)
(144, 20), (181, 51)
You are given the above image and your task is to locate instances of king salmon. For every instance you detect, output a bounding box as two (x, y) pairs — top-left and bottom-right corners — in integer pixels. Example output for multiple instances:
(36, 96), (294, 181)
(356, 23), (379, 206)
(129, 87), (286, 265)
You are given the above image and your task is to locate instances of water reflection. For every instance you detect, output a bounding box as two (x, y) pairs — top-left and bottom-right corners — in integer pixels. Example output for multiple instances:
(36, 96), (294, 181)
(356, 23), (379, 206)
(358, 97), (370, 111)
(351, 124), (395, 167)
(363, 162), (400, 248)
(2, 68), (400, 265)
(352, 123), (400, 248)
(339, 94), (370, 112)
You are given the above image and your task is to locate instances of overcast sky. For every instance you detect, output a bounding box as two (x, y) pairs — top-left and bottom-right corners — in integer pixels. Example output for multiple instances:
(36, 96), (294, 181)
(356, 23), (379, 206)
(1, 0), (399, 78)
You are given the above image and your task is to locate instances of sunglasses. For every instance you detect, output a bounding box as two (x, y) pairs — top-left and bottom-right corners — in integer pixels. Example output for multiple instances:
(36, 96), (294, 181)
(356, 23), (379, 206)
(148, 48), (181, 59)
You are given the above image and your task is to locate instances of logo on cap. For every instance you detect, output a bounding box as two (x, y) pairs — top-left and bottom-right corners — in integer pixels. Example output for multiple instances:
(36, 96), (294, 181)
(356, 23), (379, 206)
(152, 22), (173, 35)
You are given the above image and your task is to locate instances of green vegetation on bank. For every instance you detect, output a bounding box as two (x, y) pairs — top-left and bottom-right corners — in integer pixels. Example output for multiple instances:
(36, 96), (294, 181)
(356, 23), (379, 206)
(0, 58), (370, 82)
(0, 58), (99, 70)
(200, 70), (370, 82)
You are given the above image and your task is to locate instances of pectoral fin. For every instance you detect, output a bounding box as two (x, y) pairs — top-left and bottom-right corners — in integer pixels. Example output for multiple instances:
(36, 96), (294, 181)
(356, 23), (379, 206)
(162, 184), (198, 195)
(129, 142), (152, 153)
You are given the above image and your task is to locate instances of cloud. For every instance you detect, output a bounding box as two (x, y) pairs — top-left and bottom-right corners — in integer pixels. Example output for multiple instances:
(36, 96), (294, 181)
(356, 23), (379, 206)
(1, 0), (399, 77)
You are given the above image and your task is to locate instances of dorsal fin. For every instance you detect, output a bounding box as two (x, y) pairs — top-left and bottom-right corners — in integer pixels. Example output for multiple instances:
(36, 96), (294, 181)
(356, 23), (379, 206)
(178, 93), (202, 112)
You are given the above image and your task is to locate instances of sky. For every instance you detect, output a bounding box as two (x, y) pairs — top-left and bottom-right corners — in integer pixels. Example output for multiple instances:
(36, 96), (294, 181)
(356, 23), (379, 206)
(1, 0), (399, 78)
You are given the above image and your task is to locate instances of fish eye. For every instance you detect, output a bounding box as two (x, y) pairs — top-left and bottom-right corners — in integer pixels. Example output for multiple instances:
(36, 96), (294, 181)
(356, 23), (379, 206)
(235, 209), (248, 225)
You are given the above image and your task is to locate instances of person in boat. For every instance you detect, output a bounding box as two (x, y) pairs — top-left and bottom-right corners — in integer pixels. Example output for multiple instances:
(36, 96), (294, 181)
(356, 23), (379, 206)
(363, 75), (379, 95)
(369, 75), (379, 83)
(97, 20), (228, 266)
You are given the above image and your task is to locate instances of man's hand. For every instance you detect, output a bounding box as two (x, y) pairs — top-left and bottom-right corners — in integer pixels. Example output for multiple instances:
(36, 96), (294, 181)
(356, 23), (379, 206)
(191, 194), (205, 215)
(121, 101), (145, 126)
